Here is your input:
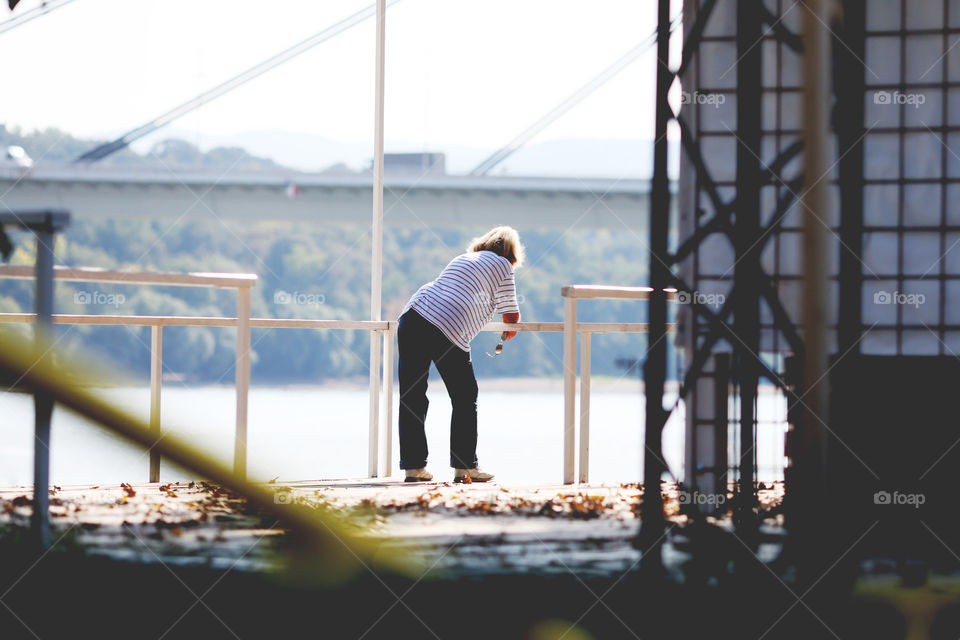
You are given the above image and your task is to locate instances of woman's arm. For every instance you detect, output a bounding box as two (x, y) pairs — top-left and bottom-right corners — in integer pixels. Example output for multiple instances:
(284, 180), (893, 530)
(501, 311), (520, 341)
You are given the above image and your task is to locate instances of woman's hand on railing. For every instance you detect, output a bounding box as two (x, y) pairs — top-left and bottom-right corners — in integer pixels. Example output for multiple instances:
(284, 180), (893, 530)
(501, 311), (520, 340)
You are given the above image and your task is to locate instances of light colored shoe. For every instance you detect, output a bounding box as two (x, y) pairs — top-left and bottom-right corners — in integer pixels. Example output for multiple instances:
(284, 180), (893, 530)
(404, 468), (433, 482)
(453, 468), (494, 483)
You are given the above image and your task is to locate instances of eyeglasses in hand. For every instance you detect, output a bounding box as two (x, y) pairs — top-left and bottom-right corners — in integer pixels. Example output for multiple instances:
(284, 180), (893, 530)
(486, 332), (507, 358)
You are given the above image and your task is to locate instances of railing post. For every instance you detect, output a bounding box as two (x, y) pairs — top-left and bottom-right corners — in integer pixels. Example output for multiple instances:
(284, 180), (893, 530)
(638, 0), (672, 568)
(367, 0), (387, 479)
(368, 329), (381, 477)
(382, 327), (394, 477)
(234, 287), (251, 480)
(31, 227), (55, 548)
(578, 331), (591, 483)
(149, 324), (163, 482)
(563, 294), (577, 484)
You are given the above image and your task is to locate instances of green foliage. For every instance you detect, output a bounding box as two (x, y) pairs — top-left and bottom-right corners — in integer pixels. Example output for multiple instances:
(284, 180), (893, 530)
(0, 219), (657, 382)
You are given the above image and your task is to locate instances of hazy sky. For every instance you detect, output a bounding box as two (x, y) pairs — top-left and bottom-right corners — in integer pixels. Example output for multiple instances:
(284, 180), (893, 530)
(2, 0), (665, 159)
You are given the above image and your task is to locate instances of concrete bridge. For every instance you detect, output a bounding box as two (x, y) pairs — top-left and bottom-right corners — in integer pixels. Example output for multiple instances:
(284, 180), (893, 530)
(0, 164), (659, 231)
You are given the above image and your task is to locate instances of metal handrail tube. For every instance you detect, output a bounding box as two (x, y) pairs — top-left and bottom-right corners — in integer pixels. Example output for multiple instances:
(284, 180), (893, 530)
(561, 285), (677, 483)
(0, 267), (257, 482)
(0, 270), (669, 484)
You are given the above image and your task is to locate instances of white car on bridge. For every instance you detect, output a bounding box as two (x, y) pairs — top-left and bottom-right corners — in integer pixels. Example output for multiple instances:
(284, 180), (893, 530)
(2, 145), (33, 172)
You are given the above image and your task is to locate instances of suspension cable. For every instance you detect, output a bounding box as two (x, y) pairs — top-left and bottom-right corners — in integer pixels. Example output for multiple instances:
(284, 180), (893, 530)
(75, 0), (402, 163)
(0, 0), (78, 36)
(470, 13), (682, 177)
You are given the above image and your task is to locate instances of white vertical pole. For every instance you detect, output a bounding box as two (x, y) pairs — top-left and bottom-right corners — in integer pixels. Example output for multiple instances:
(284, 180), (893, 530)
(578, 331), (591, 483)
(149, 325), (163, 483)
(382, 327), (395, 477)
(369, 332), (381, 477)
(234, 287), (251, 480)
(368, 0), (386, 478)
(563, 296), (577, 484)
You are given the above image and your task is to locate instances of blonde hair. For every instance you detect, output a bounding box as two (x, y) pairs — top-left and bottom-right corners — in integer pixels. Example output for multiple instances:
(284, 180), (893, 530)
(467, 226), (525, 267)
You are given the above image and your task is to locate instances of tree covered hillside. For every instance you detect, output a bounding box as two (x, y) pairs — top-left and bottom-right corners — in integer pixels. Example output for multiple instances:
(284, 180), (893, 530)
(0, 222), (658, 383)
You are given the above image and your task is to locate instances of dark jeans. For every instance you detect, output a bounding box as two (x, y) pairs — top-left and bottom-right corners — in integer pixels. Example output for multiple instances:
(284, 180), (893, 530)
(397, 309), (479, 470)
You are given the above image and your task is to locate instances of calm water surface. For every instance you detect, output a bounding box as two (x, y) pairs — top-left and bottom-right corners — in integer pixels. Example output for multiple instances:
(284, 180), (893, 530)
(0, 385), (786, 486)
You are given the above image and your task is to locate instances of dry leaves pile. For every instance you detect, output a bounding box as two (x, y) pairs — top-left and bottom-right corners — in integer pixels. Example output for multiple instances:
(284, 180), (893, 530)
(0, 480), (785, 567)
(0, 481), (279, 570)
(291, 481), (785, 528)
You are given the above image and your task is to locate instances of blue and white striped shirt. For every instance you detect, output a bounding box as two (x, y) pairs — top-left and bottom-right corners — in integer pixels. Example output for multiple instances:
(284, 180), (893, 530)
(404, 251), (520, 352)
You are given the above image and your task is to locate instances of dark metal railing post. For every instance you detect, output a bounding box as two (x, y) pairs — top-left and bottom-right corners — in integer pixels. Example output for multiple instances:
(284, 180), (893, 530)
(733, 0), (763, 540)
(638, 0), (673, 569)
(0, 210), (70, 549)
(834, 0), (865, 354)
(31, 225), (55, 548)
(713, 353), (731, 490)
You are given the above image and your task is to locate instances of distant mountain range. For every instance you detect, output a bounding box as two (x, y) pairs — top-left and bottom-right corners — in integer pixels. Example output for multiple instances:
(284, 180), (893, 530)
(5, 122), (679, 178)
(130, 129), (680, 178)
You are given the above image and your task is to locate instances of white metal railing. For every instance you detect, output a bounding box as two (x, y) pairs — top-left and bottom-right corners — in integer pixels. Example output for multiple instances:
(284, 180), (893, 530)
(0, 268), (676, 484)
(0, 266), (397, 482)
(0, 266), (259, 480)
(560, 285), (677, 484)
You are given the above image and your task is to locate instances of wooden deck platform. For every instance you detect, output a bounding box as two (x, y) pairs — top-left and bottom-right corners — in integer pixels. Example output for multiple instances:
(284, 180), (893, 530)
(0, 478), (785, 576)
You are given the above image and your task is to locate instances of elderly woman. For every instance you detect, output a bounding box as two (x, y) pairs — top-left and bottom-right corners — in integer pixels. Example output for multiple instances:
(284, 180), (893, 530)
(398, 226), (524, 483)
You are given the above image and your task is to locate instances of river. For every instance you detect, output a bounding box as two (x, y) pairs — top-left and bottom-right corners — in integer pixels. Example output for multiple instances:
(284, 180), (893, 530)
(0, 384), (787, 486)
